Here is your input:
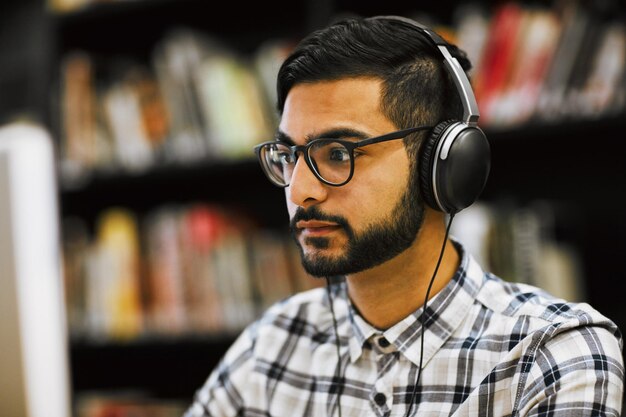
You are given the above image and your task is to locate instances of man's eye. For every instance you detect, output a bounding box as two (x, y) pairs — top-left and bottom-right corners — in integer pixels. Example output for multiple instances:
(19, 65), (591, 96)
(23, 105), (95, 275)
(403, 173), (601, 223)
(280, 152), (296, 164)
(328, 147), (350, 162)
(270, 148), (294, 164)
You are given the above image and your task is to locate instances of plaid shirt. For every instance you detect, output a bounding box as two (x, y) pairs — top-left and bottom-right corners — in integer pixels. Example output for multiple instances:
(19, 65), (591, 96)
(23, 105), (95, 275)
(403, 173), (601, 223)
(185, 242), (624, 416)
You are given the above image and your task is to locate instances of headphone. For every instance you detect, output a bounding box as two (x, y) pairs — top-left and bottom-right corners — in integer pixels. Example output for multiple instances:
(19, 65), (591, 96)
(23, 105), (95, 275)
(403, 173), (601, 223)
(369, 16), (491, 215)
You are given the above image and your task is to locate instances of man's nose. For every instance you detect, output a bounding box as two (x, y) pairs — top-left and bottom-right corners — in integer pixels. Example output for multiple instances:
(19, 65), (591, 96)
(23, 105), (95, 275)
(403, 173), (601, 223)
(286, 157), (328, 208)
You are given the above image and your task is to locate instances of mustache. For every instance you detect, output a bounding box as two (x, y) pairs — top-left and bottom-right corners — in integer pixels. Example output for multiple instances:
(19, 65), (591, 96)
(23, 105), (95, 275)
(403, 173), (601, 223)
(289, 206), (352, 235)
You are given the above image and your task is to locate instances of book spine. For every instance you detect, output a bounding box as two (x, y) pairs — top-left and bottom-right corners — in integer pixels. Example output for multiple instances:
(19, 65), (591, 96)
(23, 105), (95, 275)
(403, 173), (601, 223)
(62, 203), (308, 340)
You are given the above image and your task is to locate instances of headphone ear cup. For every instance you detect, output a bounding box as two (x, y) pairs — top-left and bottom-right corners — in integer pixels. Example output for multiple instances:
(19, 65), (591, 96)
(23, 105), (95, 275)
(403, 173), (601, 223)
(419, 120), (491, 213)
(419, 120), (456, 211)
(440, 124), (490, 213)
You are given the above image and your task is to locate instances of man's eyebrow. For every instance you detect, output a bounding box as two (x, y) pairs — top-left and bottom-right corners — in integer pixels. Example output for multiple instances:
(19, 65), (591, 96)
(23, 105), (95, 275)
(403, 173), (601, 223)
(275, 128), (371, 145)
(275, 130), (295, 145)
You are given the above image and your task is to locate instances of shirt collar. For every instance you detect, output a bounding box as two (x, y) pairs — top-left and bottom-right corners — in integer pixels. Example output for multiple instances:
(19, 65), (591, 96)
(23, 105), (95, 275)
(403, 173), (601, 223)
(343, 240), (486, 365)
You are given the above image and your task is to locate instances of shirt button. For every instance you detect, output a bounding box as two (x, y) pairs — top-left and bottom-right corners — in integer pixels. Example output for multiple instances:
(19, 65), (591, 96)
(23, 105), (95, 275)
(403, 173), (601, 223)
(378, 337), (390, 348)
(374, 393), (386, 406)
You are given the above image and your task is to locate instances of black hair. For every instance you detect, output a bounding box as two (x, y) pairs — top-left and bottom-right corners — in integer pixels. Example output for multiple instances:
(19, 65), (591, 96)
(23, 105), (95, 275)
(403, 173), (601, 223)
(276, 15), (472, 166)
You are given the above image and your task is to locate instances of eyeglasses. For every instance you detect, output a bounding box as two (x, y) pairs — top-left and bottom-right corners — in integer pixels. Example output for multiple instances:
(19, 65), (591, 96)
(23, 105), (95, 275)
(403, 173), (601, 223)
(253, 126), (433, 187)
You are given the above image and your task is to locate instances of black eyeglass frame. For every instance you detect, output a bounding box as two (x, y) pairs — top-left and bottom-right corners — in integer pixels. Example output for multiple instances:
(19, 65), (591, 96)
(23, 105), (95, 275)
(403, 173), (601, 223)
(253, 125), (433, 187)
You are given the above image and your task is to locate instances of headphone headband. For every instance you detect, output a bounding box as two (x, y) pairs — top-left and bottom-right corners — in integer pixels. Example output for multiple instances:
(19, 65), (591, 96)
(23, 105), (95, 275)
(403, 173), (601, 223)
(367, 15), (480, 126)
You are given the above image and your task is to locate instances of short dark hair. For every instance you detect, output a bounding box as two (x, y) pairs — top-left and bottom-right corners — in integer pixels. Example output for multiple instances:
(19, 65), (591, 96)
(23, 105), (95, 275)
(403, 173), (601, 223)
(276, 15), (472, 164)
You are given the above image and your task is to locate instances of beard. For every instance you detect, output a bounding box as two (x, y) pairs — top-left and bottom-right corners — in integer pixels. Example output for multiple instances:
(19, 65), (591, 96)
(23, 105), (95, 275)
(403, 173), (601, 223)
(289, 171), (425, 277)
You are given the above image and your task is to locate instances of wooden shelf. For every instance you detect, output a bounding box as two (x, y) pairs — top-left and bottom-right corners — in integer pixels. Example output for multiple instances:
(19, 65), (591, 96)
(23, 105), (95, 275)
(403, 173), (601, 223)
(70, 334), (238, 400)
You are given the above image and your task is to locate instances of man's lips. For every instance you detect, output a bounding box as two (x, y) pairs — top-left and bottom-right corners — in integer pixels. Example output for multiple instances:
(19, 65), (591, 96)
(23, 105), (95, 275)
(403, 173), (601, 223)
(295, 220), (342, 236)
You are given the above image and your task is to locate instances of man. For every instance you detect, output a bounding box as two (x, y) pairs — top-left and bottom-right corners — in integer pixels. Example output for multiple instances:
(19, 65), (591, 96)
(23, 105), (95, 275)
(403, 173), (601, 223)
(185, 16), (624, 416)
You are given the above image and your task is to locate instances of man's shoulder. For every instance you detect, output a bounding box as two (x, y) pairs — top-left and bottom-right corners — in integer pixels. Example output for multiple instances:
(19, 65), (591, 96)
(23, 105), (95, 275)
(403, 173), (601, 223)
(476, 272), (620, 335)
(457, 242), (608, 328)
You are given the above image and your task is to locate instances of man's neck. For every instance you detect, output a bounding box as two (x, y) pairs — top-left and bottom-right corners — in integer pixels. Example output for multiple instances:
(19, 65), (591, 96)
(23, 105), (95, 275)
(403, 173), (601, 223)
(344, 213), (460, 330)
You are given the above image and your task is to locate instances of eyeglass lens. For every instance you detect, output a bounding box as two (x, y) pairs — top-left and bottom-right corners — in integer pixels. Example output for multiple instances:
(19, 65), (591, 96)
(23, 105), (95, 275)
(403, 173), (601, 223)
(261, 140), (353, 186)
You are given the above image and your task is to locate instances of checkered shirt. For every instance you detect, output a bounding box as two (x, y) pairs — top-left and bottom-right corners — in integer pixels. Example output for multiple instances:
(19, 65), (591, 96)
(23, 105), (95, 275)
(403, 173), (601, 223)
(184, 242), (624, 416)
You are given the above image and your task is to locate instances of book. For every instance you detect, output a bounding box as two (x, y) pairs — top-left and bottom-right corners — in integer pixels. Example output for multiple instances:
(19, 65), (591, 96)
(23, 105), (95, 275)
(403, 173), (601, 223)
(144, 206), (187, 335)
(75, 392), (186, 417)
(195, 48), (275, 159)
(178, 204), (228, 333)
(63, 202), (307, 339)
(253, 39), (297, 127)
(47, 0), (88, 13)
(449, 202), (494, 269)
(471, 2), (526, 126)
(60, 52), (98, 181)
(451, 200), (585, 302)
(61, 216), (91, 337)
(101, 70), (156, 173)
(130, 67), (170, 151)
(489, 7), (561, 127)
(577, 21), (626, 117)
(537, 242), (585, 302)
(152, 29), (212, 163)
(521, 201), (585, 301)
(452, 3), (490, 79)
(248, 231), (295, 313)
(535, 1), (592, 122)
(88, 208), (144, 340)
(213, 230), (256, 331)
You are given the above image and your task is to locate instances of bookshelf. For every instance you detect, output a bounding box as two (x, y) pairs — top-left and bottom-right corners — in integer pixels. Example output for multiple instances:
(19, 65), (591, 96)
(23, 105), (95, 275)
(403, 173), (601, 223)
(31, 0), (324, 412)
(480, 115), (626, 326)
(2, 0), (625, 414)
(69, 335), (238, 400)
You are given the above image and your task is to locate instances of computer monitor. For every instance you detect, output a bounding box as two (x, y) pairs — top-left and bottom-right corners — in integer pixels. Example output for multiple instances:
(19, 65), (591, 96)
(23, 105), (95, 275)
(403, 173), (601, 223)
(0, 121), (72, 417)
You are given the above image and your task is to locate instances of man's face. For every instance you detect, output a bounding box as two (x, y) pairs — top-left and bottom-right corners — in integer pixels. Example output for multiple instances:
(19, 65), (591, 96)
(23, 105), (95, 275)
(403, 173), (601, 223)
(279, 78), (426, 277)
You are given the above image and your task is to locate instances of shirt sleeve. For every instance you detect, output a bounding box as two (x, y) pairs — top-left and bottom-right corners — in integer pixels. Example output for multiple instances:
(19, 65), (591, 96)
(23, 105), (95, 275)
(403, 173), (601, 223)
(517, 324), (624, 416)
(183, 325), (257, 417)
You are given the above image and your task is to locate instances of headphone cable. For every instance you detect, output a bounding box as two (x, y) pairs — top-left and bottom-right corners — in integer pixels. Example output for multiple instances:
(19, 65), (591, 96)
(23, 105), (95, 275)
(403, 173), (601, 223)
(325, 212), (456, 417)
(405, 212), (455, 416)
(326, 276), (343, 417)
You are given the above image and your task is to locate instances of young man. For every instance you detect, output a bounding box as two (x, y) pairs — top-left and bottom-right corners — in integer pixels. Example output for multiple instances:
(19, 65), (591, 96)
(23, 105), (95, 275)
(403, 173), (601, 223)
(185, 16), (623, 416)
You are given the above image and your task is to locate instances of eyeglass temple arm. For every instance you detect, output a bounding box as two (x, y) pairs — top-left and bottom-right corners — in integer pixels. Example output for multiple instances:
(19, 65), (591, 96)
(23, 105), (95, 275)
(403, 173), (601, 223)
(355, 125), (433, 147)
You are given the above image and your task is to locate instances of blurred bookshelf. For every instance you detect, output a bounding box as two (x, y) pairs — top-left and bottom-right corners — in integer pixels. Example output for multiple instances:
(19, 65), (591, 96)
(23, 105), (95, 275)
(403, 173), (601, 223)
(2, 0), (626, 414)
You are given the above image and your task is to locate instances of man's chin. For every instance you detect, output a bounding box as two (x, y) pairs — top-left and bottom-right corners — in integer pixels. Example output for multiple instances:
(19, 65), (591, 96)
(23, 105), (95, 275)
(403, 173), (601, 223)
(301, 260), (345, 278)
(298, 250), (339, 277)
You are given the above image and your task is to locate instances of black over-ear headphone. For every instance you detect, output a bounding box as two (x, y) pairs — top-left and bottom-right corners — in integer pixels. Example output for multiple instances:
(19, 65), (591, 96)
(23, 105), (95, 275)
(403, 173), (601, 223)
(369, 16), (491, 215)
